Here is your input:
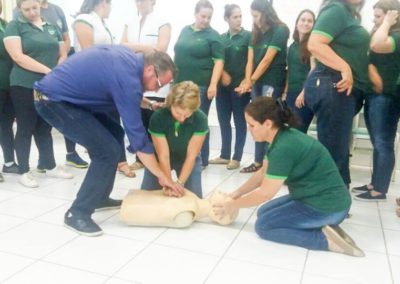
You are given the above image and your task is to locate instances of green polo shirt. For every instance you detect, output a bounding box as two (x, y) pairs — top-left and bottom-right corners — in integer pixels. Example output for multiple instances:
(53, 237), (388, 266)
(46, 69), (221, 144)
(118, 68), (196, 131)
(250, 24), (289, 88)
(312, 1), (370, 93)
(265, 128), (351, 213)
(174, 25), (224, 86)
(4, 17), (62, 89)
(148, 108), (209, 164)
(0, 19), (13, 91)
(370, 31), (400, 96)
(220, 28), (251, 90)
(287, 41), (310, 94)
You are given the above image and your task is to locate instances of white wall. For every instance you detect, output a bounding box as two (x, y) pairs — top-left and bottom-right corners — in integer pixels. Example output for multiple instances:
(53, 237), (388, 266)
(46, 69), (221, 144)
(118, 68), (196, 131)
(48, 0), (376, 56)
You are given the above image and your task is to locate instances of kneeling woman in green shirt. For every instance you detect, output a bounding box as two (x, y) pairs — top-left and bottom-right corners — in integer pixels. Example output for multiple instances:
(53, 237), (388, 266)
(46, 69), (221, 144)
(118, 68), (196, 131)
(141, 81), (209, 198)
(213, 97), (364, 257)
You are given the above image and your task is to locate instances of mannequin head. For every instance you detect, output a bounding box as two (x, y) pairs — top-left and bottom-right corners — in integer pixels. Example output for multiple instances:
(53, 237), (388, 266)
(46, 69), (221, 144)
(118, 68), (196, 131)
(207, 191), (238, 225)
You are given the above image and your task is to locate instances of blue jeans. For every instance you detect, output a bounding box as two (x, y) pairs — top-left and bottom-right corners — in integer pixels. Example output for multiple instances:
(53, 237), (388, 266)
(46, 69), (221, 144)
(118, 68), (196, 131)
(216, 87), (250, 161)
(364, 93), (400, 194)
(286, 90), (314, 133)
(141, 155), (203, 198)
(251, 83), (283, 164)
(35, 99), (124, 217)
(199, 86), (212, 166)
(304, 67), (364, 185)
(255, 195), (349, 251)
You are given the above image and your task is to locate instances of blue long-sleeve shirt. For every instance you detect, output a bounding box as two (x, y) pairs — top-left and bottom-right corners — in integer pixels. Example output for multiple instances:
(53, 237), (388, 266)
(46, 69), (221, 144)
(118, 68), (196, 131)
(34, 45), (153, 154)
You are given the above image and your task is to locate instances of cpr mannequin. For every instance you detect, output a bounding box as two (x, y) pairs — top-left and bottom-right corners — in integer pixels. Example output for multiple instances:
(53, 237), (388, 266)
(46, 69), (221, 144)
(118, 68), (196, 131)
(120, 189), (238, 228)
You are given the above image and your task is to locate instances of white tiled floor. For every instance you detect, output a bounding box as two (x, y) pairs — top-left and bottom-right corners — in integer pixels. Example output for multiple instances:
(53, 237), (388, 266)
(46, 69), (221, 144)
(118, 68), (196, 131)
(0, 134), (400, 284)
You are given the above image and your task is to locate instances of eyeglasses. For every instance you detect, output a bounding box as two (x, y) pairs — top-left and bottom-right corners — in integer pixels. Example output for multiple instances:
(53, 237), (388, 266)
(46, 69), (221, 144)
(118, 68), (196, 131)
(154, 66), (162, 88)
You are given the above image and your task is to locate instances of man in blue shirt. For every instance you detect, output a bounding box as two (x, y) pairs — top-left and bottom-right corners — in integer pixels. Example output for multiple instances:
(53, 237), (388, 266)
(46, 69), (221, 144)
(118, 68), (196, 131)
(34, 45), (184, 237)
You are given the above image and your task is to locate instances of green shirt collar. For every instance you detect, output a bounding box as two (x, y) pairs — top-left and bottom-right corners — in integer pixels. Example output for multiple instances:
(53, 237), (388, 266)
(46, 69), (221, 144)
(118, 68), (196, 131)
(227, 27), (245, 40)
(17, 15), (50, 26)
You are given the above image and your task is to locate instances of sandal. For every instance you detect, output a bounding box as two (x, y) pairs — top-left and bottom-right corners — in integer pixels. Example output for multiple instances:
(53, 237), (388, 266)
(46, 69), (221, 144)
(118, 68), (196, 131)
(240, 163), (262, 173)
(118, 162), (136, 178)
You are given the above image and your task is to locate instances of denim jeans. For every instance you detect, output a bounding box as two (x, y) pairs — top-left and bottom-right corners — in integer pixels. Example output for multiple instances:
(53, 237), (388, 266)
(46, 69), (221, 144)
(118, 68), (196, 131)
(304, 67), (364, 185)
(11, 86), (56, 174)
(0, 89), (16, 163)
(255, 195), (349, 251)
(141, 155), (203, 198)
(199, 86), (212, 166)
(216, 87), (250, 161)
(286, 90), (314, 133)
(251, 83), (283, 164)
(364, 93), (400, 194)
(35, 99), (124, 217)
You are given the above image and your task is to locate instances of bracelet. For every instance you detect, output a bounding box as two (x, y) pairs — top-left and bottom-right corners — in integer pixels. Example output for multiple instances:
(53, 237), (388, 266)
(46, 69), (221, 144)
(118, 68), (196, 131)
(176, 178), (184, 185)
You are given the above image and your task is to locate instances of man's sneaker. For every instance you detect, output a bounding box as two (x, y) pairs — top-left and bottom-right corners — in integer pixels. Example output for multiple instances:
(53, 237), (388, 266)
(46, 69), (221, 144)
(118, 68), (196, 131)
(351, 184), (372, 194)
(44, 167), (73, 179)
(66, 152), (89, 168)
(2, 163), (20, 175)
(64, 211), (103, 237)
(354, 191), (387, 202)
(0, 173), (3, 182)
(19, 172), (39, 188)
(95, 198), (122, 212)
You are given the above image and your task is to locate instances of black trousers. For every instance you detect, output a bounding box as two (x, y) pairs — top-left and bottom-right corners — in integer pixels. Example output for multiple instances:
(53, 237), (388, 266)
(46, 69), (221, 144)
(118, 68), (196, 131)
(0, 88), (15, 163)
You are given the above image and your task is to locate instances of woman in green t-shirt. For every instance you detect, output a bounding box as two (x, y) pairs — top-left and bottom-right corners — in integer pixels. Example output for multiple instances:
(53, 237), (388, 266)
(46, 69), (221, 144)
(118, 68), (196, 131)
(141, 81), (209, 198)
(213, 97), (364, 257)
(4, 0), (71, 188)
(305, 0), (369, 187)
(173, 0), (224, 169)
(236, 0), (289, 173)
(284, 9), (315, 133)
(352, 0), (400, 201)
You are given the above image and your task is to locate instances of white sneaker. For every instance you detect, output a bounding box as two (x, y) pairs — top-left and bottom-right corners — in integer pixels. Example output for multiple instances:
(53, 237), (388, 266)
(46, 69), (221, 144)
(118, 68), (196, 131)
(19, 172), (39, 188)
(46, 166), (73, 179)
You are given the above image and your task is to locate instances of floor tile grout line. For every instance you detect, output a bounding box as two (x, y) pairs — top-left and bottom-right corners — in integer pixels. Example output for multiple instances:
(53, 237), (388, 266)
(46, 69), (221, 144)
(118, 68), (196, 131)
(102, 227), (170, 283)
(378, 204), (396, 284)
(202, 208), (256, 283)
(299, 250), (309, 284)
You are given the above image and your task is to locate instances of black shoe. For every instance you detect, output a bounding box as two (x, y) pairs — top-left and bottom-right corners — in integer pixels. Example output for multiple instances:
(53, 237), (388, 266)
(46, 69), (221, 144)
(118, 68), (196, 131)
(354, 191), (387, 202)
(351, 184), (371, 194)
(2, 163), (20, 175)
(64, 211), (103, 237)
(95, 198), (122, 212)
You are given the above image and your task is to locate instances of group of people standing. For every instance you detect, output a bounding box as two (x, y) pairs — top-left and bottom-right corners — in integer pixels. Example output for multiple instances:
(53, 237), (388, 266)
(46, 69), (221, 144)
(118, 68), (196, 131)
(1, 0), (400, 258)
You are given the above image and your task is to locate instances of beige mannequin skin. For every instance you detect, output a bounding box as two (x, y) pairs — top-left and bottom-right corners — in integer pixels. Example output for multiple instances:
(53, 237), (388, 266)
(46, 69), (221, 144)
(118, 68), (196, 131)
(120, 190), (239, 228)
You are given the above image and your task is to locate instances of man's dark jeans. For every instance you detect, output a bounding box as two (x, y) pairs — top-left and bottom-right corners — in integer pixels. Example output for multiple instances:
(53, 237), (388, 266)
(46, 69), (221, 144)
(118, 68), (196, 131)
(35, 99), (123, 217)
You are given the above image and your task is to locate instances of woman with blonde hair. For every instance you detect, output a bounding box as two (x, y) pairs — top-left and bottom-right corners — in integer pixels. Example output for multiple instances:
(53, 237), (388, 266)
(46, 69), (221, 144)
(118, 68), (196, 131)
(141, 81), (209, 198)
